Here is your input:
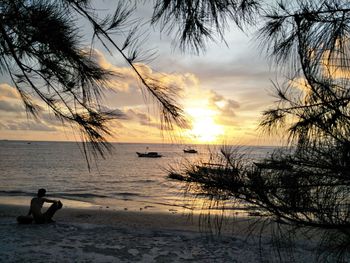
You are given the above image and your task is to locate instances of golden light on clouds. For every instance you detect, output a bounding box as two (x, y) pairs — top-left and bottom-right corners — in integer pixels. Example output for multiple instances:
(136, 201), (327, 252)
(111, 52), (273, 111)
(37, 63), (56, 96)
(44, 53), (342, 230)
(0, 47), (275, 145)
(185, 107), (224, 143)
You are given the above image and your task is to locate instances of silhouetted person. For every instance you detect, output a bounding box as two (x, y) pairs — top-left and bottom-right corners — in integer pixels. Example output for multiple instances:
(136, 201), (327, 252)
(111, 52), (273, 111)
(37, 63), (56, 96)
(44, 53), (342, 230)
(27, 188), (63, 224)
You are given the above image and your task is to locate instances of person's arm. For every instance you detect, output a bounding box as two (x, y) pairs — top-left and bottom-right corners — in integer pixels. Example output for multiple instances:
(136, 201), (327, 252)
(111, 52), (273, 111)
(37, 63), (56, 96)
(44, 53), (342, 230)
(42, 198), (59, 203)
(27, 199), (32, 216)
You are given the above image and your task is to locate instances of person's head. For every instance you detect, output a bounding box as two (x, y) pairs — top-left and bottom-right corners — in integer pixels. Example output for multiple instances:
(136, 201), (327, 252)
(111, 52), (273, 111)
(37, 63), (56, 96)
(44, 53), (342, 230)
(37, 188), (46, 197)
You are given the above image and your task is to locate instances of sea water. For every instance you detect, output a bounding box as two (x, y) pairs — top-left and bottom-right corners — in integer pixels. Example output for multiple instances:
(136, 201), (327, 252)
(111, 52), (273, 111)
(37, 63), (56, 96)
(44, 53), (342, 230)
(0, 141), (275, 213)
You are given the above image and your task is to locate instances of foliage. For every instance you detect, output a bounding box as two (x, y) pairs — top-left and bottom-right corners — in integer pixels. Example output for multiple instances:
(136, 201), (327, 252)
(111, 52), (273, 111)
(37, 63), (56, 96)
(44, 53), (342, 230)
(0, 0), (187, 159)
(259, 0), (350, 146)
(164, 0), (350, 259)
(169, 145), (350, 260)
(151, 0), (260, 53)
(3, 0), (350, 258)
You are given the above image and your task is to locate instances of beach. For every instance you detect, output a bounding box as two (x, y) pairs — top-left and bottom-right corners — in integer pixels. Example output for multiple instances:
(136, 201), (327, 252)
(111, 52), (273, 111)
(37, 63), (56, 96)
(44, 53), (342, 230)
(0, 200), (319, 263)
(0, 142), (329, 262)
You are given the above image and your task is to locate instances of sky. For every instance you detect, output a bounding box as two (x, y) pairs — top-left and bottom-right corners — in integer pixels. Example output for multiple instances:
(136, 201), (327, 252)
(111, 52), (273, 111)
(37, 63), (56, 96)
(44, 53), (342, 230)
(0, 1), (285, 145)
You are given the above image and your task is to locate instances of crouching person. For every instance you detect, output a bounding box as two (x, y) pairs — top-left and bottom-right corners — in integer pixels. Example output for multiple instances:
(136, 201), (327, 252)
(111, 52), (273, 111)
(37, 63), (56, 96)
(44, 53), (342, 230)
(18, 188), (62, 224)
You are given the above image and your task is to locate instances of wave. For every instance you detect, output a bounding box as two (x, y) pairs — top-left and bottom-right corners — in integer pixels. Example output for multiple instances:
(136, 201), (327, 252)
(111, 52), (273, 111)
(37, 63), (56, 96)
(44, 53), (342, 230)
(54, 193), (109, 199)
(135, 199), (194, 210)
(132, 179), (156, 183)
(0, 190), (143, 199)
(0, 190), (109, 199)
(0, 190), (33, 196)
(113, 192), (141, 197)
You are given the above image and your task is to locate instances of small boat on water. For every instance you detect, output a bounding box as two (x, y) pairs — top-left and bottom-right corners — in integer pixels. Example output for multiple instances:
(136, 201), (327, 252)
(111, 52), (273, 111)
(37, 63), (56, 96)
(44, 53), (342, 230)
(184, 149), (198, 153)
(183, 146), (198, 154)
(136, 152), (162, 158)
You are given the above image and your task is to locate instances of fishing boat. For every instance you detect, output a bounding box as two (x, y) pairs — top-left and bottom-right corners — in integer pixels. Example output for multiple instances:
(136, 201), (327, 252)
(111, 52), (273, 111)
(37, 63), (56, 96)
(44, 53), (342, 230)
(183, 147), (198, 154)
(136, 152), (162, 158)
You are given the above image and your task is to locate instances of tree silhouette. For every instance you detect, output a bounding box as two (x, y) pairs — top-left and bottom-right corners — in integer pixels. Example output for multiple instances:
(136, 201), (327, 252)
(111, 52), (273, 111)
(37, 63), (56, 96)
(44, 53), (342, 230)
(3, 0), (350, 257)
(165, 0), (350, 259)
(151, 0), (260, 53)
(0, 0), (187, 158)
(1, 0), (261, 157)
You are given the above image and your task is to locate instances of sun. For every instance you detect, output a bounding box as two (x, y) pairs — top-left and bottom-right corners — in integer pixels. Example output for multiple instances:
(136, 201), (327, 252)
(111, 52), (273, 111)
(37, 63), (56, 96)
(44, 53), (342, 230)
(185, 108), (224, 143)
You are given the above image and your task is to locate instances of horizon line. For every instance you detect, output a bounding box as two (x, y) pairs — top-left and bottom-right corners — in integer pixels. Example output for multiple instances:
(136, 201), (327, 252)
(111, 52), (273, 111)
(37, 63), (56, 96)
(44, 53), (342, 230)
(0, 139), (278, 147)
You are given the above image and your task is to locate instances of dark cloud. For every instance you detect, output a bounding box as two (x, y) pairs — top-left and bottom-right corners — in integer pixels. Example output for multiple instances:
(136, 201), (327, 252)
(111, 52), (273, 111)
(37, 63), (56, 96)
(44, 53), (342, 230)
(152, 48), (275, 86)
(126, 109), (151, 122)
(40, 112), (63, 126)
(99, 106), (130, 120)
(220, 100), (240, 117)
(1, 120), (57, 132)
(209, 90), (240, 119)
(110, 120), (124, 129)
(0, 100), (24, 113)
(124, 108), (170, 130)
(0, 84), (20, 99)
(37, 107), (130, 132)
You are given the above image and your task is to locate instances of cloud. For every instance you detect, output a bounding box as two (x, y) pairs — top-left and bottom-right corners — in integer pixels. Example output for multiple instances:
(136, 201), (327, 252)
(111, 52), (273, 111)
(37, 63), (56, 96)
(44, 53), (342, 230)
(0, 120), (57, 132)
(124, 108), (169, 130)
(37, 108), (129, 136)
(98, 105), (130, 120)
(183, 87), (241, 128)
(151, 47), (275, 90)
(208, 90), (240, 117)
(208, 91), (240, 126)
(90, 49), (200, 99)
(109, 120), (124, 129)
(0, 84), (20, 99)
(126, 108), (150, 121)
(0, 84), (59, 133)
(90, 49), (243, 132)
(0, 83), (24, 113)
(0, 100), (24, 113)
(0, 47), (258, 141)
(89, 49), (139, 92)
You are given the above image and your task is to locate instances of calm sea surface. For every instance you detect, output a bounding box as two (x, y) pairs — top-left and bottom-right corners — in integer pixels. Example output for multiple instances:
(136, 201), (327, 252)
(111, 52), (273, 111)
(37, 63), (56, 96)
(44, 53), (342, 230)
(0, 141), (275, 213)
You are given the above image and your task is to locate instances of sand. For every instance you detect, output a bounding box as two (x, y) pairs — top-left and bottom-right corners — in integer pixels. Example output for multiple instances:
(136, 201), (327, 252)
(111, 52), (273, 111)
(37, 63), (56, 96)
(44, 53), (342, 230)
(0, 200), (322, 262)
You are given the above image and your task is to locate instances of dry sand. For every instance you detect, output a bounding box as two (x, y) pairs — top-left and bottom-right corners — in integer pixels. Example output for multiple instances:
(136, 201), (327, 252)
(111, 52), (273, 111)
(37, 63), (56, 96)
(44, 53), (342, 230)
(0, 201), (321, 262)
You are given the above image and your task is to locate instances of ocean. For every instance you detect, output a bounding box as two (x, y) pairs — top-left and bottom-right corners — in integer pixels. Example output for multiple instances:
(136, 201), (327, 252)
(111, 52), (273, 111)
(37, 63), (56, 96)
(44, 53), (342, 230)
(0, 141), (275, 213)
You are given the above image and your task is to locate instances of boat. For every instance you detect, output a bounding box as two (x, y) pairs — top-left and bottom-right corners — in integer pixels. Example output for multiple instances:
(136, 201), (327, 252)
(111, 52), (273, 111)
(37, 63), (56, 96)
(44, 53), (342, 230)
(183, 147), (198, 154)
(184, 149), (198, 153)
(136, 152), (162, 158)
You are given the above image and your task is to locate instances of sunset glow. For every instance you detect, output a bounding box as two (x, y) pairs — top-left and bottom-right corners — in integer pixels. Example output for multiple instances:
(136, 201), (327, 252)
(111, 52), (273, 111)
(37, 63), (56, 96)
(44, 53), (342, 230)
(185, 108), (224, 143)
(0, 1), (275, 145)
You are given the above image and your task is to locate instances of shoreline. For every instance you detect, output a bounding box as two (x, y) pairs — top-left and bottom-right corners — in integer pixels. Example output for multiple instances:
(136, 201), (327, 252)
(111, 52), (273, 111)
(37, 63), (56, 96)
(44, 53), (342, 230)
(0, 200), (255, 235)
(0, 201), (322, 262)
(0, 194), (251, 217)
